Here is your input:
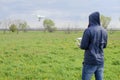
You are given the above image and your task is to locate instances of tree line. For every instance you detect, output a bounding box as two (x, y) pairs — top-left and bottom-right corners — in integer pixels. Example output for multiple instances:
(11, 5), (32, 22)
(0, 15), (119, 33)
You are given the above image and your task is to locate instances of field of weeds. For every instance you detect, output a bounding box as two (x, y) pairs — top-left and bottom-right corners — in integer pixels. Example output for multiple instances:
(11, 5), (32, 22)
(0, 31), (120, 80)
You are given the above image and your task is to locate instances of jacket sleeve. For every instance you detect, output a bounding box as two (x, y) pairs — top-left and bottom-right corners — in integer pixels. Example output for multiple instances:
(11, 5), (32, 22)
(80, 29), (90, 50)
(103, 31), (108, 48)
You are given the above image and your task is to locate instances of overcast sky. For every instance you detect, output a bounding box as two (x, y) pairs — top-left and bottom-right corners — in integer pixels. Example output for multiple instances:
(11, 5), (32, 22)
(0, 0), (120, 28)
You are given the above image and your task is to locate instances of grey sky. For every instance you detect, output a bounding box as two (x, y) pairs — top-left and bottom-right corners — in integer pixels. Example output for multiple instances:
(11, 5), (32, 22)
(0, 0), (120, 28)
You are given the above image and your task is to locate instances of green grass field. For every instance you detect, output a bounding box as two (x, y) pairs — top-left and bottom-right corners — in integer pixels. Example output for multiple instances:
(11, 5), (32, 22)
(0, 31), (120, 80)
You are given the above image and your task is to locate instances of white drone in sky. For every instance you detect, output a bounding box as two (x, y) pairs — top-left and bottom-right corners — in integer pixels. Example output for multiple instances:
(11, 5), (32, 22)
(37, 15), (45, 21)
(33, 14), (45, 21)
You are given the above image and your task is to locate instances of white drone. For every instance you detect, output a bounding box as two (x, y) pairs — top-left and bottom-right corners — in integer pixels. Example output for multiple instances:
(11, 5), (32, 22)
(37, 15), (45, 21)
(33, 14), (45, 21)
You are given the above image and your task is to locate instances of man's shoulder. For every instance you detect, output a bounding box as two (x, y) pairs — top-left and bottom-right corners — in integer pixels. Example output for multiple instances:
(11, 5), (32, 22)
(84, 28), (91, 33)
(100, 26), (107, 32)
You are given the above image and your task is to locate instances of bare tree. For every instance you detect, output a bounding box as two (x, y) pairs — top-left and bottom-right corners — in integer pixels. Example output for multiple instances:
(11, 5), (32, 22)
(100, 15), (111, 29)
(2, 19), (11, 34)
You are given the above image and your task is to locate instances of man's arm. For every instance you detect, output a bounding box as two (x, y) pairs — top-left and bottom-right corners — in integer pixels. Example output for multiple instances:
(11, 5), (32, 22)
(103, 32), (108, 48)
(80, 29), (90, 50)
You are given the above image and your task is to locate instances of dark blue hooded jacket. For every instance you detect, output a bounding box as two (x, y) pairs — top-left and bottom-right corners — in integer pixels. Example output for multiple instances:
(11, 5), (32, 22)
(80, 12), (108, 65)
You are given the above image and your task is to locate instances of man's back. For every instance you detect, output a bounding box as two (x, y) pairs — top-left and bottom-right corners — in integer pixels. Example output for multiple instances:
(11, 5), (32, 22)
(80, 12), (108, 65)
(80, 11), (108, 80)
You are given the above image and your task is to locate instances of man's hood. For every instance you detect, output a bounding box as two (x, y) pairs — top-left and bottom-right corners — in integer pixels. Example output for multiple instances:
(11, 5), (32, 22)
(88, 12), (100, 27)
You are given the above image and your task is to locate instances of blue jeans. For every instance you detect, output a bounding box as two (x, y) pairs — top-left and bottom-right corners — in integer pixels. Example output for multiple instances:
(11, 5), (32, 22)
(82, 64), (104, 80)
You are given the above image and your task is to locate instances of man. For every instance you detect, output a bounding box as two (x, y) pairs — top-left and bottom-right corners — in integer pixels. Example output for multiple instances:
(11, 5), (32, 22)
(80, 12), (108, 80)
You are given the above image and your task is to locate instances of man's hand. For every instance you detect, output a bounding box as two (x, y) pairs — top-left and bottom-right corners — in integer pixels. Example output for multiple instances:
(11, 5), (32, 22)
(76, 41), (80, 47)
(76, 37), (82, 48)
